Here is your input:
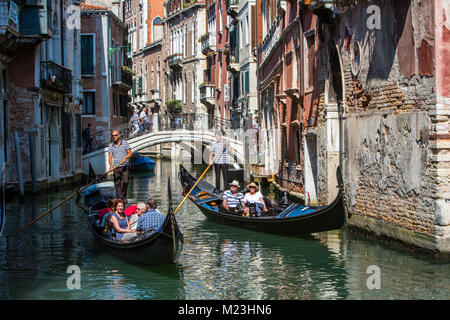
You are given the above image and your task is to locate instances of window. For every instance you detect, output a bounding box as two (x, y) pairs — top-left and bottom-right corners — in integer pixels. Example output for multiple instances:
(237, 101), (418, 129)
(82, 92), (95, 115)
(120, 94), (128, 117)
(81, 35), (95, 76)
(246, 14), (249, 45)
(304, 33), (315, 89)
(61, 111), (71, 156)
(113, 93), (118, 116)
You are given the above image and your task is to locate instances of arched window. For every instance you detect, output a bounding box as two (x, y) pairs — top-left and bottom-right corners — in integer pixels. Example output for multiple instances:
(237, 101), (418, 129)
(152, 16), (164, 43)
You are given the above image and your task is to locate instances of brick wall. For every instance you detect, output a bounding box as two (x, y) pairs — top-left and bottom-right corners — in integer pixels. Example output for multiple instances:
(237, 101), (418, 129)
(326, 0), (449, 251)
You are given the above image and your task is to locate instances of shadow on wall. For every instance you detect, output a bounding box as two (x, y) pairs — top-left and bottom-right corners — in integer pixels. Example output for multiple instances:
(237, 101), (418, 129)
(345, 0), (412, 82)
(367, 0), (411, 81)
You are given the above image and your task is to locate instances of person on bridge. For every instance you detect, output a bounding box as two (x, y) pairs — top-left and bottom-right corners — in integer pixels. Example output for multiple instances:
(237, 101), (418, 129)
(130, 111), (140, 137)
(209, 131), (232, 191)
(108, 130), (132, 202)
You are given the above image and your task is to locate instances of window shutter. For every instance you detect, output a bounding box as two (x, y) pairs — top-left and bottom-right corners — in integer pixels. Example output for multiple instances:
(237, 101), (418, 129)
(81, 35), (94, 75)
(245, 71), (249, 94)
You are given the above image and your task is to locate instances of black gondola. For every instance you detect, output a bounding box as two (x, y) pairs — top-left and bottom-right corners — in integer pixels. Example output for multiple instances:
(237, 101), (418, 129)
(76, 169), (183, 265)
(178, 164), (347, 235)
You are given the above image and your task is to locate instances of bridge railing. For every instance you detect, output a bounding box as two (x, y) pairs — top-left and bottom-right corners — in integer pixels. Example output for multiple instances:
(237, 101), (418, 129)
(87, 113), (234, 153)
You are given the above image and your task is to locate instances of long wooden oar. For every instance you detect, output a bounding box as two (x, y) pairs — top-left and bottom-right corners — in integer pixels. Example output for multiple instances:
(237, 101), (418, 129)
(173, 141), (229, 215)
(16, 165), (120, 235)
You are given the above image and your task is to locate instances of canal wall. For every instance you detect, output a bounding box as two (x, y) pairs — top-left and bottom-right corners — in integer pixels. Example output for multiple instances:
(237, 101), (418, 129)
(318, 0), (450, 254)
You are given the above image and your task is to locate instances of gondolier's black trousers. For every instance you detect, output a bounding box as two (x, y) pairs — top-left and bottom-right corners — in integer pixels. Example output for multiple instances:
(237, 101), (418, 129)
(214, 163), (228, 191)
(113, 166), (129, 201)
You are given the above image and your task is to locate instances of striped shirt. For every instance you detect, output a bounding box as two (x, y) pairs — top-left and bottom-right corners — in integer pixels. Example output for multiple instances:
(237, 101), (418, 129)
(136, 209), (166, 233)
(223, 190), (244, 208)
(211, 141), (229, 164)
(108, 140), (131, 167)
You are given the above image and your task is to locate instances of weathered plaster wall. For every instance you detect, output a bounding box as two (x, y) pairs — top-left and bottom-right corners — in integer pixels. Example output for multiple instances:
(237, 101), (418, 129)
(329, 0), (449, 253)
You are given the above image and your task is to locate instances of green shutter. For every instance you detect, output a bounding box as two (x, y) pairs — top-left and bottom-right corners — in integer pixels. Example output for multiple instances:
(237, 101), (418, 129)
(245, 71), (249, 94)
(132, 78), (136, 95)
(81, 35), (94, 75)
(138, 76), (142, 93)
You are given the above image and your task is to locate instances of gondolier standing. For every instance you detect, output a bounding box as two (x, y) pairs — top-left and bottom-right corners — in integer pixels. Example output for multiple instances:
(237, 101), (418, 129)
(209, 131), (232, 191)
(109, 130), (132, 202)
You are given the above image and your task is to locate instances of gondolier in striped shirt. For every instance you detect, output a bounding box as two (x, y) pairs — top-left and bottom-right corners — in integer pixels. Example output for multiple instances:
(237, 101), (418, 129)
(209, 131), (232, 191)
(108, 130), (132, 202)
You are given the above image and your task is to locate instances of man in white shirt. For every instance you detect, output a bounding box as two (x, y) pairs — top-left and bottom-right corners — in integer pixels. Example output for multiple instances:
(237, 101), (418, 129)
(139, 108), (151, 132)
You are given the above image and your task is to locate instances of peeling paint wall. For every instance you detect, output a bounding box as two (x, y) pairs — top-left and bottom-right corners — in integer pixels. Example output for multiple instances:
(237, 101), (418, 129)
(319, 0), (450, 253)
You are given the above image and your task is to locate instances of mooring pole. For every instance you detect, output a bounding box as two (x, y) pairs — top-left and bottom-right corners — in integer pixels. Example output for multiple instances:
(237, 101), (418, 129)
(14, 132), (24, 197)
(29, 133), (37, 194)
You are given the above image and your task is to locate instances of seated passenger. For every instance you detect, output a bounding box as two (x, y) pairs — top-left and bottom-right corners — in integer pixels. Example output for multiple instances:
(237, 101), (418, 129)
(123, 203), (138, 230)
(129, 202), (146, 229)
(136, 198), (166, 235)
(109, 199), (136, 241)
(243, 182), (268, 217)
(222, 180), (245, 213)
(98, 199), (116, 230)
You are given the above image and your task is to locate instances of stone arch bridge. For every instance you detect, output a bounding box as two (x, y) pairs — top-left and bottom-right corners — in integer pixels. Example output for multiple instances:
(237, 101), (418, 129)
(82, 128), (245, 175)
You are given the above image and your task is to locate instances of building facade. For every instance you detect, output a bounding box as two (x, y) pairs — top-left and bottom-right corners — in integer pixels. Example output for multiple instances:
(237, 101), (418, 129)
(319, 0), (449, 253)
(1, 0), (84, 192)
(126, 0), (165, 118)
(164, 0), (208, 124)
(256, 0), (450, 253)
(257, 0), (316, 201)
(80, 3), (131, 150)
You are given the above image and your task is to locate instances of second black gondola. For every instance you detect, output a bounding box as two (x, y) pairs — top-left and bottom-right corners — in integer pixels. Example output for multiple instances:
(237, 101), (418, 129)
(178, 164), (347, 236)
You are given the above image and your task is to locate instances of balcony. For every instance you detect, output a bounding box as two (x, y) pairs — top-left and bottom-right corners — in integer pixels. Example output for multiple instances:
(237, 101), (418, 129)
(226, 0), (238, 18)
(112, 67), (133, 91)
(277, 0), (287, 14)
(168, 53), (182, 70)
(227, 52), (240, 74)
(40, 61), (72, 93)
(261, 15), (281, 62)
(201, 33), (215, 55)
(284, 88), (300, 100)
(149, 89), (161, 103)
(199, 83), (215, 107)
(0, 0), (19, 35)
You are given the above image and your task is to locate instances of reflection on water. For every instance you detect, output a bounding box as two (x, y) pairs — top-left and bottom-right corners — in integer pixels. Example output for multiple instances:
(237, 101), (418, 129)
(0, 159), (449, 300)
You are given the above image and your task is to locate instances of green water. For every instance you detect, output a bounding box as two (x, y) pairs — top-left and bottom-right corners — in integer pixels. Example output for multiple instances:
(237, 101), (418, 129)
(0, 159), (449, 299)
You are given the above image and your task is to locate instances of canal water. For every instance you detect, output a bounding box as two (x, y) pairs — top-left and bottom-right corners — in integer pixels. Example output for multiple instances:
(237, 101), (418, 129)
(0, 159), (449, 300)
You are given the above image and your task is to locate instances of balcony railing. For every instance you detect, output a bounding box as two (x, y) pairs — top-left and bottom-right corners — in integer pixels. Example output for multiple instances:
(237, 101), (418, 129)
(261, 15), (281, 62)
(201, 33), (216, 55)
(199, 83), (215, 107)
(226, 0), (238, 18)
(168, 53), (182, 69)
(150, 89), (161, 103)
(40, 61), (72, 93)
(228, 48), (240, 73)
(0, 0), (19, 34)
(112, 67), (133, 90)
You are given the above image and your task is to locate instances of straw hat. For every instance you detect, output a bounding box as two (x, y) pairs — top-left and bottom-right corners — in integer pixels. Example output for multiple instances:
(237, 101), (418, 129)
(247, 182), (259, 191)
(230, 180), (240, 187)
